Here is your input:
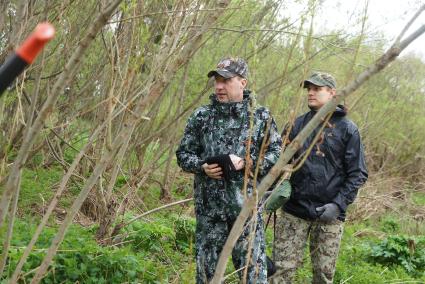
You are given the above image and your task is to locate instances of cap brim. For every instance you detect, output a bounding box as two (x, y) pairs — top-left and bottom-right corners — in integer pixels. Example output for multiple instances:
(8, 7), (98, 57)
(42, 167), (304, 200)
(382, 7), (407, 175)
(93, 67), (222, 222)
(303, 79), (335, 89)
(207, 69), (236, 79)
(303, 79), (327, 88)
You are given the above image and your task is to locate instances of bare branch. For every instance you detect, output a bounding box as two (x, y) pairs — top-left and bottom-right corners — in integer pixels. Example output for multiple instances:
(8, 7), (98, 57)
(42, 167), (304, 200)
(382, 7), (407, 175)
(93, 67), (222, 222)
(394, 4), (424, 44)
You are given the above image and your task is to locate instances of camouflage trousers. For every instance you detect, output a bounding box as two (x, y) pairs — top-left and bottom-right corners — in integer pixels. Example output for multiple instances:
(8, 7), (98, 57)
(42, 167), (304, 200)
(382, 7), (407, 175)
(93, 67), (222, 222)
(272, 210), (343, 284)
(195, 213), (267, 284)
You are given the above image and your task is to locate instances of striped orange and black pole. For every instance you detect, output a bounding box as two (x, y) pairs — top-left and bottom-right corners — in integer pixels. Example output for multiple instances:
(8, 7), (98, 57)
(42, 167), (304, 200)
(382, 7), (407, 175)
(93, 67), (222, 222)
(0, 22), (55, 96)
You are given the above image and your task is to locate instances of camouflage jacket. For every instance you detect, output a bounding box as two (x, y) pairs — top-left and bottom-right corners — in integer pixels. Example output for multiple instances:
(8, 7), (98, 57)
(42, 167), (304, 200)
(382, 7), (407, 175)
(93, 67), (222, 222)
(176, 91), (282, 220)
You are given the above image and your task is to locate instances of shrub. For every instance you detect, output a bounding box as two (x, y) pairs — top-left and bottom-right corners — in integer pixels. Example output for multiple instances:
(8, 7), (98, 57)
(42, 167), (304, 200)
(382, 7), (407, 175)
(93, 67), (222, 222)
(368, 235), (425, 277)
(0, 220), (162, 283)
(172, 214), (196, 252)
(123, 218), (175, 253)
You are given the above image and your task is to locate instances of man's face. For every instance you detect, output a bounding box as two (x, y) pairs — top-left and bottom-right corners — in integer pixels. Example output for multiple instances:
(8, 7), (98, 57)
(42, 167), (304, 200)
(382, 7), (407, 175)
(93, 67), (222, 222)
(306, 84), (336, 109)
(214, 75), (247, 103)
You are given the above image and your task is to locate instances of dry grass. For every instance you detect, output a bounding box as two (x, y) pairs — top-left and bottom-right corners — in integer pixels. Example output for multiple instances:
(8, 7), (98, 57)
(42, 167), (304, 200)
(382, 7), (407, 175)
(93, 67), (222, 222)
(349, 175), (425, 234)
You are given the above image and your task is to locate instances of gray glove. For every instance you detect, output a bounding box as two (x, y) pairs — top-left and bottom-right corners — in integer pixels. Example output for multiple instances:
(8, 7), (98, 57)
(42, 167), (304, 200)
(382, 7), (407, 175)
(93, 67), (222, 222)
(316, 203), (340, 222)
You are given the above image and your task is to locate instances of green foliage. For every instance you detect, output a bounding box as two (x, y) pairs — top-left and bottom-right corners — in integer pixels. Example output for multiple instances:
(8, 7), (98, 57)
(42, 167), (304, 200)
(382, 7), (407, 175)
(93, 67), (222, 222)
(352, 54), (425, 176)
(290, 221), (425, 283)
(172, 214), (196, 253)
(335, 257), (418, 284)
(124, 218), (175, 253)
(412, 192), (425, 206)
(376, 212), (425, 237)
(0, 220), (162, 284)
(3, 191), (425, 283)
(381, 216), (400, 233)
(334, 240), (421, 283)
(62, 130), (90, 164)
(367, 235), (425, 277)
(18, 167), (63, 212)
(121, 213), (196, 256)
(119, 214), (197, 282)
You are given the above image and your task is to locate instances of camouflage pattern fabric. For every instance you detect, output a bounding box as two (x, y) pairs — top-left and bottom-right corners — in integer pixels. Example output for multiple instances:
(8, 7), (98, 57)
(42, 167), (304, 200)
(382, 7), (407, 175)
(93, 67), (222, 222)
(176, 90), (282, 221)
(207, 57), (249, 79)
(272, 210), (343, 284)
(176, 90), (282, 283)
(196, 213), (267, 284)
(303, 71), (337, 89)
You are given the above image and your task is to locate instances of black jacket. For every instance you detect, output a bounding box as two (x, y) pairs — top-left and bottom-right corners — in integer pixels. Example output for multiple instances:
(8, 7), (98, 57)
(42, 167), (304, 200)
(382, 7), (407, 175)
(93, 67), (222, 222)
(283, 106), (368, 221)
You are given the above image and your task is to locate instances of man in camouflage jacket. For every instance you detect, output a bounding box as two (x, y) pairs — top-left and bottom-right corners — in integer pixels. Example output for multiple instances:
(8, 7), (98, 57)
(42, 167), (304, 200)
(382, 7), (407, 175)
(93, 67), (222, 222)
(176, 58), (282, 283)
(273, 72), (368, 284)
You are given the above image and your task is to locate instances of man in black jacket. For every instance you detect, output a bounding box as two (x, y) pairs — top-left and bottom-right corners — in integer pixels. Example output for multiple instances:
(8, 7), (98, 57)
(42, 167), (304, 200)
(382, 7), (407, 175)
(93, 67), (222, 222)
(272, 72), (368, 284)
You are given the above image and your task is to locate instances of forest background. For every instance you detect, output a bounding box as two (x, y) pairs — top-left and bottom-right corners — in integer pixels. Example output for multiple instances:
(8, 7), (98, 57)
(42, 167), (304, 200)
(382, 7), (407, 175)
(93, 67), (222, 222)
(0, 0), (424, 283)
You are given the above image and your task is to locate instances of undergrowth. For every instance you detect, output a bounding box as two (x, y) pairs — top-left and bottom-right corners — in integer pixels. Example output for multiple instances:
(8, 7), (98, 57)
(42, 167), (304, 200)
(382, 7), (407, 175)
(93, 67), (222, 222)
(0, 166), (424, 283)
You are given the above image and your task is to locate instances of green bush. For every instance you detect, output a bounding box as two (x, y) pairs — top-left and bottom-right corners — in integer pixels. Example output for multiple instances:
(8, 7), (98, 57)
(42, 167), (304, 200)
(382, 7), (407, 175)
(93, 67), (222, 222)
(380, 217), (400, 233)
(123, 218), (175, 253)
(334, 242), (419, 283)
(367, 235), (425, 277)
(0, 220), (162, 283)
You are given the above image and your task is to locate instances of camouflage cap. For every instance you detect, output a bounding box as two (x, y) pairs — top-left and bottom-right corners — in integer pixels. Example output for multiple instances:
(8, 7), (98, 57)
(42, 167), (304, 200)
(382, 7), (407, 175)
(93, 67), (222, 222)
(303, 72), (336, 89)
(207, 57), (248, 79)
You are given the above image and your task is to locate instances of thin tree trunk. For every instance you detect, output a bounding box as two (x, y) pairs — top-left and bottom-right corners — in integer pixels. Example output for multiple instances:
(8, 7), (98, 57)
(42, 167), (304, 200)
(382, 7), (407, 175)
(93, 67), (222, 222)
(9, 124), (103, 283)
(0, 0), (124, 229)
(92, 0), (232, 241)
(161, 63), (189, 199)
(0, 177), (20, 276)
(28, 0), (235, 272)
(30, 143), (121, 283)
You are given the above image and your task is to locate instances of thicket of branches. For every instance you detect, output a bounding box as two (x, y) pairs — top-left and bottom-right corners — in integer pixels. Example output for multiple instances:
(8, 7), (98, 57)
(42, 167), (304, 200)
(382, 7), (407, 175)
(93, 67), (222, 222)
(0, 0), (424, 282)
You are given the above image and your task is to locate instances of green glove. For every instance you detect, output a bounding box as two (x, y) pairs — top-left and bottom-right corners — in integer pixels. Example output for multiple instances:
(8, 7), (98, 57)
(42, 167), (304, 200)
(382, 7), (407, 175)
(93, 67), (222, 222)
(265, 180), (292, 213)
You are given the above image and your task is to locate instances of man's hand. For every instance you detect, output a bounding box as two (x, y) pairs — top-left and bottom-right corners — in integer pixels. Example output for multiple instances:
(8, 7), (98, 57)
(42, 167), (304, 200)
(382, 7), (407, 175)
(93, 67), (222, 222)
(316, 203), (340, 222)
(229, 154), (244, 171)
(202, 163), (223, 179)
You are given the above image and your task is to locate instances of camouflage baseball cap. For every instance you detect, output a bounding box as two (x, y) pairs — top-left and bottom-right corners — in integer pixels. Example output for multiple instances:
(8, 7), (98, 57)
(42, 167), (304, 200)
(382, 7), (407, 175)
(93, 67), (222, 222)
(303, 72), (336, 89)
(207, 57), (248, 79)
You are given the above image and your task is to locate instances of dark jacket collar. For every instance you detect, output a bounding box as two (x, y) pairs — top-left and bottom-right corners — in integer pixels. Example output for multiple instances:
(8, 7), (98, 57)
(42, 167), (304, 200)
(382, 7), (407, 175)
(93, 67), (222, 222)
(309, 104), (347, 117)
